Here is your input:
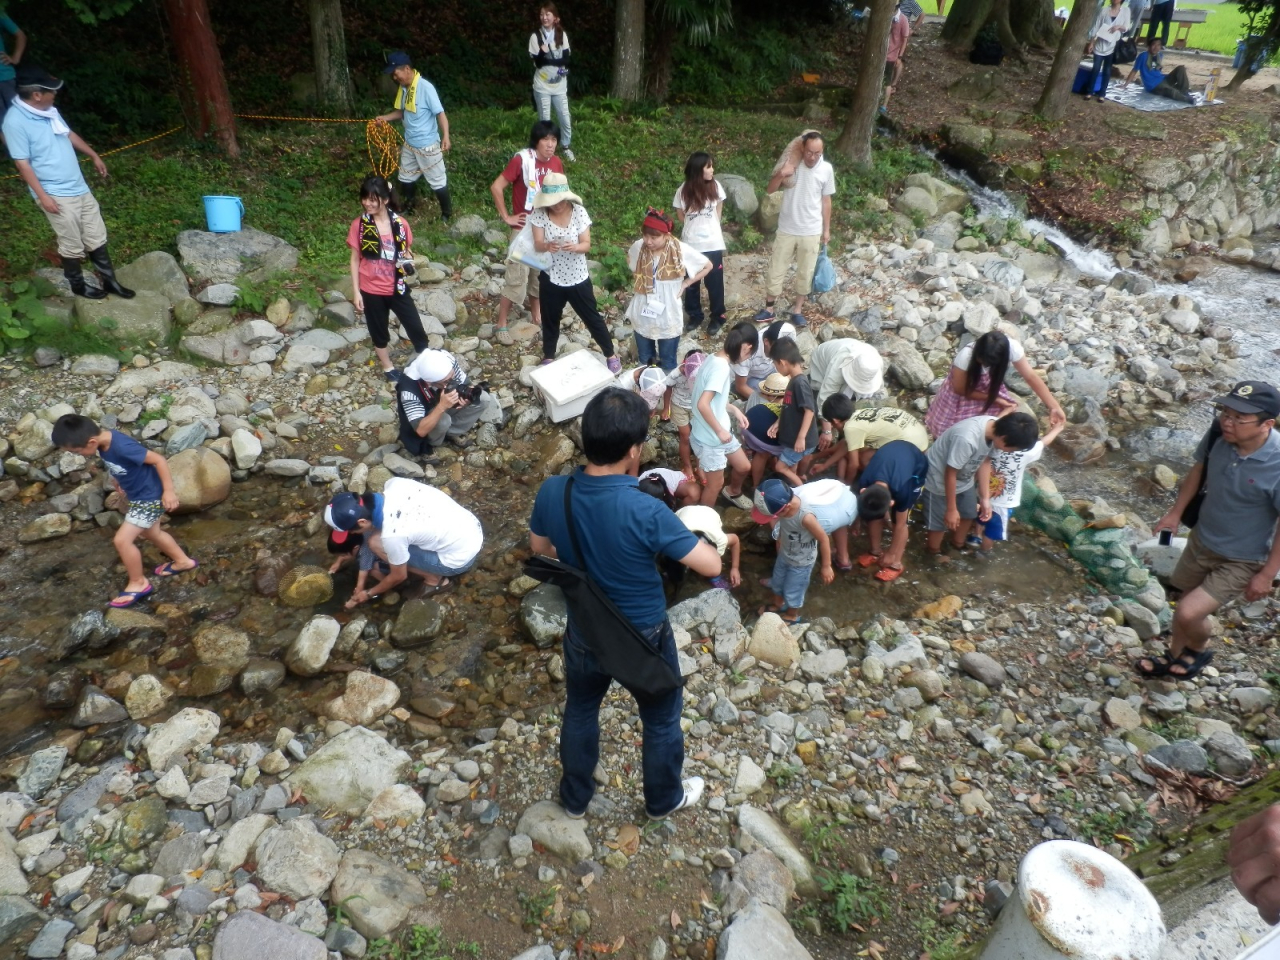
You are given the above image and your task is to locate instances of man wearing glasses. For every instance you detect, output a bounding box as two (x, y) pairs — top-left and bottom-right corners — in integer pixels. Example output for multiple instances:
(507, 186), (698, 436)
(1140, 381), (1280, 679)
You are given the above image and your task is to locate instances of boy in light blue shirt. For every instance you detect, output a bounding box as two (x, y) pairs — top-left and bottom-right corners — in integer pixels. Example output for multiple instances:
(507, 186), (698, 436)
(374, 51), (453, 222)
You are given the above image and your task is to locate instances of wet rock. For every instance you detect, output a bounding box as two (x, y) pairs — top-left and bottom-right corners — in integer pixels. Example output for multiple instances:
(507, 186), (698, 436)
(520, 584), (567, 648)
(278, 566), (334, 607)
(737, 806), (818, 896)
(255, 818), (341, 899)
(118, 795), (169, 850)
(241, 658), (286, 697)
(364, 784), (426, 822)
(391, 600), (443, 647)
(212, 909), (328, 960)
(717, 897), (814, 960)
(747, 615), (800, 669)
(254, 556), (291, 596)
(143, 707), (221, 772)
(1148, 740), (1209, 774)
(193, 623), (251, 671)
(959, 652), (1006, 688)
(213, 813), (273, 872)
(17, 746), (67, 800)
(168, 447), (232, 514)
(328, 849), (428, 940)
(1204, 731), (1254, 777)
(189, 664), (236, 697)
(325, 671), (401, 726)
(19, 513), (72, 543)
(286, 615), (341, 676)
(286, 727), (411, 816)
(72, 684), (129, 727)
(516, 801), (591, 862)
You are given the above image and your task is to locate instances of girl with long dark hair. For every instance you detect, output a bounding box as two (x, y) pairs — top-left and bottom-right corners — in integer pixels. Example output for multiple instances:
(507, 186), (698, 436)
(924, 330), (1065, 438)
(673, 151), (728, 336)
(346, 175), (431, 381)
(529, 3), (574, 161)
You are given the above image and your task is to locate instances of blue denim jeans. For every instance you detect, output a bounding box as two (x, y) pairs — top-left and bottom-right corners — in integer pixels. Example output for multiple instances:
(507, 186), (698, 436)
(771, 555), (814, 610)
(635, 334), (679, 373)
(406, 545), (476, 577)
(560, 618), (685, 818)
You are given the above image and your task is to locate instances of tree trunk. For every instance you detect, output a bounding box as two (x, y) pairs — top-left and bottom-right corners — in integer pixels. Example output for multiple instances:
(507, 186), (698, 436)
(943, 0), (1057, 55)
(1034, 0), (1096, 119)
(163, 0), (239, 156)
(647, 19), (677, 102)
(1227, 16), (1280, 90)
(834, 0), (896, 169)
(611, 0), (646, 100)
(309, 0), (354, 116)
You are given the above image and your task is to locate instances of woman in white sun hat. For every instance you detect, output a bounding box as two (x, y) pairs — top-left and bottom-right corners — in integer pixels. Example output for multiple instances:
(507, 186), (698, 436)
(808, 339), (886, 451)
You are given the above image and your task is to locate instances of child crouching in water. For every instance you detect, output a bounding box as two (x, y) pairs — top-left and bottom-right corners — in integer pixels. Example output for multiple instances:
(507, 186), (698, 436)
(751, 478), (837, 624)
(52, 414), (199, 608)
(637, 477), (739, 589)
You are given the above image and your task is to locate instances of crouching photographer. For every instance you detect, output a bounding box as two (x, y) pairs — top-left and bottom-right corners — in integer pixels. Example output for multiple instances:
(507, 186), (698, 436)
(396, 349), (499, 459)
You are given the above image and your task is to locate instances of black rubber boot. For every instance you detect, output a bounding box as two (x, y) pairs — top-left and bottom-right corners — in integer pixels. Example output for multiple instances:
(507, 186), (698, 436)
(62, 258), (105, 300)
(397, 180), (417, 214)
(87, 246), (135, 299)
(433, 187), (453, 223)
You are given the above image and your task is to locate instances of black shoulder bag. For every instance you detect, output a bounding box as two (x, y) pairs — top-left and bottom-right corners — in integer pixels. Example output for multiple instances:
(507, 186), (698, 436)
(523, 477), (684, 703)
(1180, 421), (1222, 529)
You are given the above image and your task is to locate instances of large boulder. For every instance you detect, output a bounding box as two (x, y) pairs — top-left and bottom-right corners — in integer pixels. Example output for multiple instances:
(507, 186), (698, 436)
(520, 584), (568, 649)
(747, 614), (800, 669)
(716, 898), (815, 960)
(719, 174), (759, 218)
(177, 228), (300, 284)
(192, 623), (251, 672)
(115, 251), (191, 306)
(74, 290), (171, 342)
(881, 335), (935, 390)
(168, 447), (231, 514)
(737, 805), (818, 896)
(325, 671), (401, 726)
(255, 818), (340, 899)
(286, 727), (411, 815)
(285, 615), (340, 675)
(212, 910), (327, 960)
(328, 849), (428, 940)
(515, 800), (591, 862)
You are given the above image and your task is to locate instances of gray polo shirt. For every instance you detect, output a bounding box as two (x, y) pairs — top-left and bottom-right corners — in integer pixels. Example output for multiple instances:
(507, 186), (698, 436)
(1195, 427), (1280, 561)
(925, 416), (994, 496)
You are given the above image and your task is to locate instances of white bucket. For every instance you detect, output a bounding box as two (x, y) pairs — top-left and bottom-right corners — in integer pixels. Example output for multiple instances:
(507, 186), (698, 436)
(980, 841), (1165, 960)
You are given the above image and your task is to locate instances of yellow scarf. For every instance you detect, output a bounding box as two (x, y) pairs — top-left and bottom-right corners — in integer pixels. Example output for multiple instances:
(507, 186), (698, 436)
(632, 235), (686, 295)
(394, 71), (421, 113)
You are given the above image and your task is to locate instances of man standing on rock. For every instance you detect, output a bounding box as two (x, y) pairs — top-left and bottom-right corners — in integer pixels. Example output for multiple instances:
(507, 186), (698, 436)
(754, 131), (834, 329)
(1142, 382), (1280, 680)
(2, 65), (134, 300)
(528, 388), (722, 820)
(375, 51), (452, 222)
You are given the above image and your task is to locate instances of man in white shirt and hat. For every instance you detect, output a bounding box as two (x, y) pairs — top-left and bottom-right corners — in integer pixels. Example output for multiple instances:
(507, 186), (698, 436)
(808, 339), (886, 451)
(395, 348), (498, 460)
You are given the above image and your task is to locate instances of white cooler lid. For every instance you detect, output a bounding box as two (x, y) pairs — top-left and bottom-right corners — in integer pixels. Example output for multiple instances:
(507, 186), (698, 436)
(531, 351), (616, 405)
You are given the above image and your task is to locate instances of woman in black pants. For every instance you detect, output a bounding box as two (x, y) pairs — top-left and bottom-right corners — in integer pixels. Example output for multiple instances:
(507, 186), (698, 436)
(528, 172), (621, 371)
(674, 151), (728, 337)
(1146, 0), (1173, 45)
(346, 176), (430, 381)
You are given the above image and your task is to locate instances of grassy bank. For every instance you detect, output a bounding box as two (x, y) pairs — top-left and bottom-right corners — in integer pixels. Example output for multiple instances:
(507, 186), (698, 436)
(0, 102), (932, 284)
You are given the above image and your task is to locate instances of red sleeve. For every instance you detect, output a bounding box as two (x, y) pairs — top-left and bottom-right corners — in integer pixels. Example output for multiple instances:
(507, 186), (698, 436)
(402, 219), (414, 247)
(502, 154), (522, 184)
(550, 157), (564, 175)
(346, 218), (362, 251)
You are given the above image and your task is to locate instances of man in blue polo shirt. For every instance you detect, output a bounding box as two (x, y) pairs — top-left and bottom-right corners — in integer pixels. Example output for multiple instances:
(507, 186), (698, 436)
(2, 65), (134, 300)
(1144, 381), (1280, 680)
(373, 51), (452, 222)
(529, 388), (721, 821)
(856, 438), (929, 582)
(1122, 37), (1195, 103)
(0, 8), (27, 130)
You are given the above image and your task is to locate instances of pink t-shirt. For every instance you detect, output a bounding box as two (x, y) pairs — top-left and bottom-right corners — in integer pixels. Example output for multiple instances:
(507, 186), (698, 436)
(347, 216), (413, 296)
(887, 14), (911, 62)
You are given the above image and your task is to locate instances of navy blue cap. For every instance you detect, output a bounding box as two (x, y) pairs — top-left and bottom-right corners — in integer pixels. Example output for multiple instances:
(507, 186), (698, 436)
(383, 51), (412, 74)
(326, 493), (370, 531)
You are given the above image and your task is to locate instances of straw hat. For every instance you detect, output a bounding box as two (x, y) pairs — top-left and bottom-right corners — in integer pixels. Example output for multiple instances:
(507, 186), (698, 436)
(533, 172), (583, 209)
(841, 342), (885, 397)
(759, 372), (789, 397)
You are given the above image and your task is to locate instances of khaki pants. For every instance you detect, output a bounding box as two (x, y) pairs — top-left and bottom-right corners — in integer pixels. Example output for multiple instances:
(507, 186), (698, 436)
(41, 191), (108, 260)
(767, 232), (821, 298)
(501, 228), (541, 305)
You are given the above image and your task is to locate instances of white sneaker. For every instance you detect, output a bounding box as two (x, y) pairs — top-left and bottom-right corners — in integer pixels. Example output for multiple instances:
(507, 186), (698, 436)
(563, 148), (577, 162)
(648, 777), (705, 820)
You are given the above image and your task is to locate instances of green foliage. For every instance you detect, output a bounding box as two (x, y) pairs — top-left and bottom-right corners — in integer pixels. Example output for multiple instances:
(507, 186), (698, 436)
(1078, 807), (1154, 846)
(917, 917), (972, 960)
(367, 924), (474, 960)
(0, 281), (126, 357)
(597, 248), (632, 292)
(137, 395), (172, 427)
(819, 871), (888, 932)
(767, 761), (803, 787)
(517, 886), (557, 929)
(669, 28), (807, 102)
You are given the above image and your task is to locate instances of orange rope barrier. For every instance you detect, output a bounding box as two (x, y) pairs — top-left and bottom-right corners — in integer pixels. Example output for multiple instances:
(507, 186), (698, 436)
(1, 125), (184, 181)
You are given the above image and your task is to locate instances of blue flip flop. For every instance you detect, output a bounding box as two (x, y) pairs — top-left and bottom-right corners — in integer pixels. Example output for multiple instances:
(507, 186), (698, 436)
(110, 584), (154, 608)
(155, 559), (199, 578)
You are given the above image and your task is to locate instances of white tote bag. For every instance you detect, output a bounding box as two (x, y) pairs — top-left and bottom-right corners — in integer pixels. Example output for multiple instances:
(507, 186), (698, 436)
(507, 222), (553, 273)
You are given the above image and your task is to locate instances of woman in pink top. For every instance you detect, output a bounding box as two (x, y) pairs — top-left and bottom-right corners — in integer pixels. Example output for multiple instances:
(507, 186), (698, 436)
(882, 3), (912, 114)
(347, 175), (431, 381)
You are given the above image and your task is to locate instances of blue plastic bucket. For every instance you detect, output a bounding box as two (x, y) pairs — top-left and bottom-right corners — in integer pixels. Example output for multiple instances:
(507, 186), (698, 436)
(203, 195), (244, 233)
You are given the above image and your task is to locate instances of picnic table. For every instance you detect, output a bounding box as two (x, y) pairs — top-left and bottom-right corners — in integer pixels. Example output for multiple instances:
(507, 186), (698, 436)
(1139, 7), (1211, 50)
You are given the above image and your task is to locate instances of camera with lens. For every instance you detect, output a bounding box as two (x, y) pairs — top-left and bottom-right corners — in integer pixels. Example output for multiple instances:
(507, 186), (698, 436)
(449, 377), (488, 404)
(395, 255), (416, 277)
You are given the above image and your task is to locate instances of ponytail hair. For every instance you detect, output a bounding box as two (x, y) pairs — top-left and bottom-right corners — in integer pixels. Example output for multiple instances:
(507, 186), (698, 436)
(966, 331), (1011, 412)
(539, 3), (565, 48)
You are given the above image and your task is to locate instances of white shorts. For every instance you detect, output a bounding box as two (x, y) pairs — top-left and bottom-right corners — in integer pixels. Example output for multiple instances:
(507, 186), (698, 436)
(399, 143), (448, 189)
(691, 437), (741, 472)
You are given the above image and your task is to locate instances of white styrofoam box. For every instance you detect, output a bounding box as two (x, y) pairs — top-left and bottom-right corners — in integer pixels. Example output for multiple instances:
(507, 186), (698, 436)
(530, 350), (616, 423)
(1135, 536), (1187, 579)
